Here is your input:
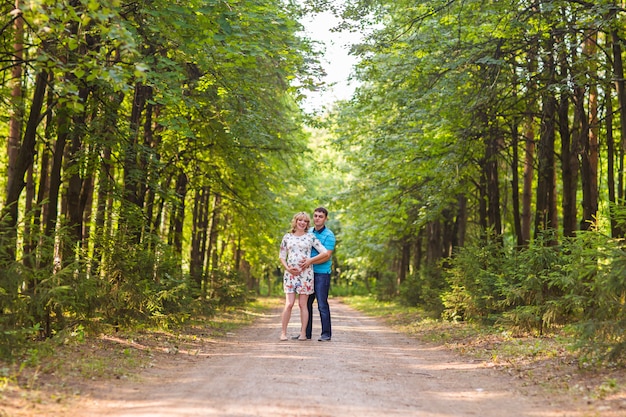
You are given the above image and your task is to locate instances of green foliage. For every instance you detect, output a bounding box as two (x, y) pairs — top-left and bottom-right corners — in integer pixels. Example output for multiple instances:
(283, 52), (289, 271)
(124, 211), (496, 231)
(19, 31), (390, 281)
(442, 227), (626, 364)
(373, 271), (398, 301)
(209, 270), (249, 309)
(442, 235), (508, 322)
(330, 0), (626, 368)
(0, 0), (325, 360)
(565, 230), (626, 364)
(97, 232), (198, 327)
(498, 231), (575, 334)
(399, 266), (446, 315)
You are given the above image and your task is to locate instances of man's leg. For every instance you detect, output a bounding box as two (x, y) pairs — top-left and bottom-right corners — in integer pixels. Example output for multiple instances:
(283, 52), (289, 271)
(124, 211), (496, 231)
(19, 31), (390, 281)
(305, 290), (315, 339)
(315, 273), (332, 340)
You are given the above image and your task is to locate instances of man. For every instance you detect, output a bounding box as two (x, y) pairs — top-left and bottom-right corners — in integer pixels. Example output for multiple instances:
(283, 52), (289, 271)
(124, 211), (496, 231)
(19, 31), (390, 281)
(299, 207), (336, 341)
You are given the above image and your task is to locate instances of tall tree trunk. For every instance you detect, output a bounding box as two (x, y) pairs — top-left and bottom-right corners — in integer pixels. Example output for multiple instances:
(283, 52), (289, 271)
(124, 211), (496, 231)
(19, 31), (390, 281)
(121, 82), (151, 242)
(606, 80), (618, 236)
(190, 186), (210, 286)
(205, 193), (222, 297)
(441, 207), (456, 258)
(35, 77), (55, 269)
(521, 18), (539, 246)
(65, 86), (91, 246)
(486, 133), (502, 236)
(3, 70), (48, 260)
(522, 115), (535, 244)
(141, 103), (162, 243)
(35, 137), (50, 262)
(556, 36), (577, 237)
(92, 145), (112, 273)
(398, 237), (410, 287)
(7, 0), (23, 200)
(511, 120), (523, 247)
(199, 187), (210, 285)
(425, 220), (442, 267)
(611, 29), (626, 237)
(151, 175), (172, 238)
(535, 35), (558, 242)
(92, 92), (123, 273)
(580, 31), (599, 230)
(453, 193), (467, 248)
(412, 229), (423, 273)
(478, 171), (488, 232)
(23, 164), (35, 268)
(169, 171), (188, 258)
(190, 187), (202, 284)
(45, 101), (68, 241)
(558, 83), (578, 237)
(80, 162), (95, 245)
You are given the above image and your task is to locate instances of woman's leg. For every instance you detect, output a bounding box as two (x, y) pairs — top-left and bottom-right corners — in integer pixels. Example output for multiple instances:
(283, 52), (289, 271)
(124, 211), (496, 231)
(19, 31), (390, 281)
(297, 293), (309, 339)
(281, 292), (296, 340)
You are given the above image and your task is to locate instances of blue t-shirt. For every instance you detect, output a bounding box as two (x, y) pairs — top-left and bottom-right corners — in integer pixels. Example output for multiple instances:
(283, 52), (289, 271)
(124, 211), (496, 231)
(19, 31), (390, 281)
(309, 226), (336, 274)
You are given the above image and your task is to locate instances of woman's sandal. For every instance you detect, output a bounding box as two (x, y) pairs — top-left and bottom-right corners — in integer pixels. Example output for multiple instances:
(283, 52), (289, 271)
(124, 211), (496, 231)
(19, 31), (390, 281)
(279, 335), (288, 341)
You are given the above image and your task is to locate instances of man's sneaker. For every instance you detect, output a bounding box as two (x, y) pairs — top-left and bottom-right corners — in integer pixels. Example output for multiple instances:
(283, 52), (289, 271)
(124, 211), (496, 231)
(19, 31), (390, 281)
(318, 337), (331, 342)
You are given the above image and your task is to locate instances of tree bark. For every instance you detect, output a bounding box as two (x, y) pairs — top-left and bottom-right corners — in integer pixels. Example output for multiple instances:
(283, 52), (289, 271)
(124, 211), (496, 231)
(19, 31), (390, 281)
(579, 31), (598, 231)
(169, 171), (188, 258)
(425, 220), (442, 267)
(121, 82), (151, 242)
(511, 121), (523, 247)
(3, 70), (48, 260)
(6, 0), (23, 200)
(522, 115), (535, 245)
(611, 29), (626, 236)
(453, 194), (467, 248)
(558, 76), (578, 237)
(45, 101), (68, 240)
(190, 186), (210, 286)
(606, 80), (618, 236)
(521, 16), (539, 246)
(92, 92), (123, 273)
(485, 133), (502, 236)
(65, 86), (91, 245)
(205, 193), (222, 297)
(535, 34), (558, 242)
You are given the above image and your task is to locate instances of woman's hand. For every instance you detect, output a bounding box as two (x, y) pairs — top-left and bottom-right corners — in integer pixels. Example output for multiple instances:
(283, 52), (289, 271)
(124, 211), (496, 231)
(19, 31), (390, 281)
(299, 258), (311, 270)
(287, 265), (301, 275)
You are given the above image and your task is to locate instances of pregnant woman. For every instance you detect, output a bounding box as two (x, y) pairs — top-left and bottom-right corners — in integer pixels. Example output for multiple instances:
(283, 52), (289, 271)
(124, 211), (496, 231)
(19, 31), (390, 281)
(279, 212), (328, 341)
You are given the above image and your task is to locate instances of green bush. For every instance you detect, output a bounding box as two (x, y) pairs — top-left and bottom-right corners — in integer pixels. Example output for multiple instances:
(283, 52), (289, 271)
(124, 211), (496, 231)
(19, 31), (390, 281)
(399, 266), (445, 315)
(498, 232), (574, 334)
(566, 230), (626, 364)
(97, 233), (200, 327)
(374, 270), (399, 301)
(442, 226), (626, 364)
(441, 235), (509, 322)
(209, 270), (249, 308)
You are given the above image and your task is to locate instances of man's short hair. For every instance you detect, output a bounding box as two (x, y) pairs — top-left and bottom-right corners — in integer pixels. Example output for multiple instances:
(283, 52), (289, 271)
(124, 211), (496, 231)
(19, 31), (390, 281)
(314, 207), (328, 217)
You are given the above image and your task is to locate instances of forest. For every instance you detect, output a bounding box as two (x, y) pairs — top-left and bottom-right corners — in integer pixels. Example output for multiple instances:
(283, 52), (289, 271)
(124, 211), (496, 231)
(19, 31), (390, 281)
(1, 0), (625, 364)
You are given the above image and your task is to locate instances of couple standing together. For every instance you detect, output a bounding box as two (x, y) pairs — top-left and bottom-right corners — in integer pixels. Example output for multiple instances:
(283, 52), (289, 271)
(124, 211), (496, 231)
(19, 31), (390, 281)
(279, 207), (336, 342)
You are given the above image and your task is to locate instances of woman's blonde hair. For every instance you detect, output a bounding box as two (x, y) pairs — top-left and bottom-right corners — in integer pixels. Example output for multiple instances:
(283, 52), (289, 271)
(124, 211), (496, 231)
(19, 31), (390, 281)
(290, 211), (310, 233)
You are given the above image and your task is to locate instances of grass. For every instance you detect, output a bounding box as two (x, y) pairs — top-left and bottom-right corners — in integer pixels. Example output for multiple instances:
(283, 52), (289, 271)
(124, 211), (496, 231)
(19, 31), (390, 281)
(343, 295), (626, 407)
(0, 297), (281, 416)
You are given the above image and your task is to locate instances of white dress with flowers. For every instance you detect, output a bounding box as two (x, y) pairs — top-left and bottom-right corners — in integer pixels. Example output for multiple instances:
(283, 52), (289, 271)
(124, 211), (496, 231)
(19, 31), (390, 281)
(279, 232), (327, 295)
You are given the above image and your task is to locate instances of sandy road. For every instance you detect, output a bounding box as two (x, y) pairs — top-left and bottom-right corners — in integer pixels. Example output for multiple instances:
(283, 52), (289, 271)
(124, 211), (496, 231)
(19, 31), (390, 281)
(75, 299), (586, 417)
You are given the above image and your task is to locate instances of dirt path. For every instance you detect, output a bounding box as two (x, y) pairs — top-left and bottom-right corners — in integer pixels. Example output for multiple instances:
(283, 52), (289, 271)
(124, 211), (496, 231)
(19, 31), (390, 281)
(71, 299), (592, 417)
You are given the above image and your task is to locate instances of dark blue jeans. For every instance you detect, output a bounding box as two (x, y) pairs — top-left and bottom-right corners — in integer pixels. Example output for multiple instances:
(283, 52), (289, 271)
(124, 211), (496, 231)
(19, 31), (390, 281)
(306, 273), (332, 339)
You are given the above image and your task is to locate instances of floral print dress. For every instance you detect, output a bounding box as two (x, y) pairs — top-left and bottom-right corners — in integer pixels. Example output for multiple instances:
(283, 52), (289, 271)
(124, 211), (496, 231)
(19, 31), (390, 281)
(279, 232), (327, 295)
